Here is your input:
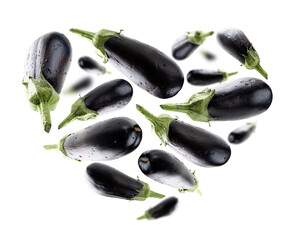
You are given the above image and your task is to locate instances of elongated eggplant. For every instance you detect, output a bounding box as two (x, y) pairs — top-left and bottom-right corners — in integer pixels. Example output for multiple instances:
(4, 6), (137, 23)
(217, 28), (268, 79)
(87, 162), (164, 200)
(63, 77), (93, 94)
(136, 105), (231, 167)
(228, 122), (256, 144)
(44, 117), (142, 161)
(160, 77), (273, 122)
(172, 30), (214, 60)
(138, 149), (201, 193)
(23, 32), (72, 132)
(201, 50), (216, 61)
(58, 79), (133, 129)
(137, 197), (178, 220)
(78, 56), (108, 75)
(70, 28), (184, 98)
(187, 69), (238, 86)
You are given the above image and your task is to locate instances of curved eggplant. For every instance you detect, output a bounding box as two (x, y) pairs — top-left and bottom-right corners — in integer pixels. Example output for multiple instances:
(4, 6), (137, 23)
(70, 28), (184, 99)
(87, 162), (164, 201)
(138, 149), (201, 193)
(187, 69), (238, 86)
(23, 32), (72, 132)
(160, 77), (273, 122)
(44, 117), (142, 161)
(137, 197), (178, 220)
(58, 79), (133, 129)
(78, 56), (108, 75)
(172, 31), (214, 60)
(63, 77), (93, 94)
(228, 122), (256, 144)
(136, 105), (231, 167)
(217, 28), (268, 79)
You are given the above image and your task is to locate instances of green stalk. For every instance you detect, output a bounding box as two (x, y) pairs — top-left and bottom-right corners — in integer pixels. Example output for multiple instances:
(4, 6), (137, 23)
(187, 30), (214, 45)
(38, 102), (52, 133)
(137, 210), (153, 220)
(218, 70), (238, 82)
(132, 178), (165, 201)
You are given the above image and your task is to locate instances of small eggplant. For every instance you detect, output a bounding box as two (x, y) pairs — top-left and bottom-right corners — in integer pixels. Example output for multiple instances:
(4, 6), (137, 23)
(58, 79), (133, 129)
(136, 105), (231, 167)
(217, 28), (268, 79)
(63, 77), (93, 94)
(138, 149), (201, 193)
(78, 56), (109, 75)
(187, 69), (238, 86)
(70, 28), (184, 99)
(87, 162), (164, 200)
(172, 30), (214, 60)
(228, 122), (257, 144)
(201, 50), (216, 61)
(23, 32), (72, 132)
(44, 117), (142, 161)
(137, 197), (178, 220)
(160, 77), (273, 122)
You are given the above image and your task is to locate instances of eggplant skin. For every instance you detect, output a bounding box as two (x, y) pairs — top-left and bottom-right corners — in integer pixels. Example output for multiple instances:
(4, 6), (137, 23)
(63, 117), (142, 161)
(208, 78), (273, 120)
(87, 162), (143, 199)
(149, 197), (178, 219)
(187, 69), (223, 86)
(84, 79), (133, 113)
(25, 32), (72, 93)
(168, 120), (231, 167)
(228, 124), (255, 144)
(138, 150), (195, 190)
(172, 35), (198, 60)
(104, 35), (184, 99)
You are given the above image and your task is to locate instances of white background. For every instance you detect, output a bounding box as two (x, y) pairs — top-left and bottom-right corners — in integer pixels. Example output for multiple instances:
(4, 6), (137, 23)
(1, 0), (294, 239)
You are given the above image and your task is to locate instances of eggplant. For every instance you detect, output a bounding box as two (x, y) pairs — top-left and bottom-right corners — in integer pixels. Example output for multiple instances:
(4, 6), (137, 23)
(160, 77), (273, 122)
(63, 77), (93, 94)
(138, 149), (201, 193)
(187, 69), (238, 86)
(172, 30), (214, 60)
(137, 197), (178, 220)
(70, 28), (184, 99)
(228, 122), (256, 144)
(217, 28), (268, 79)
(58, 79), (133, 129)
(23, 32), (72, 132)
(201, 50), (216, 61)
(78, 56), (108, 75)
(87, 162), (164, 200)
(44, 117), (142, 161)
(136, 105), (231, 167)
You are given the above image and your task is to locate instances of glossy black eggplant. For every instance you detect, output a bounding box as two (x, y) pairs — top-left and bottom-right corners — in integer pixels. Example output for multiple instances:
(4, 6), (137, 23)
(136, 105), (231, 167)
(187, 69), (238, 86)
(63, 77), (93, 94)
(217, 28), (268, 79)
(201, 50), (216, 61)
(70, 28), (184, 98)
(137, 197), (178, 220)
(23, 32), (72, 132)
(78, 56), (108, 75)
(58, 79), (133, 129)
(87, 162), (164, 201)
(139, 150), (201, 193)
(160, 77), (273, 122)
(228, 122), (256, 144)
(172, 30), (214, 60)
(44, 117), (142, 161)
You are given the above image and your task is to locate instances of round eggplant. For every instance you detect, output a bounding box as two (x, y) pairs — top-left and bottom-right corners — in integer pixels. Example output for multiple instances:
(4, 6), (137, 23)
(87, 162), (164, 201)
(228, 122), (256, 144)
(136, 105), (231, 167)
(138, 149), (201, 193)
(58, 79), (133, 129)
(217, 28), (268, 79)
(160, 77), (273, 122)
(63, 77), (93, 94)
(70, 28), (184, 99)
(44, 117), (142, 161)
(187, 69), (238, 86)
(78, 56), (108, 75)
(137, 197), (178, 220)
(23, 32), (72, 132)
(172, 30), (214, 60)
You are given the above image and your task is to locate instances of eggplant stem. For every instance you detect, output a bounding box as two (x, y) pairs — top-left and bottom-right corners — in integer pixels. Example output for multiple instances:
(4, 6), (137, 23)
(255, 64), (268, 80)
(58, 112), (76, 129)
(38, 102), (52, 133)
(136, 104), (158, 126)
(70, 28), (95, 41)
(43, 144), (58, 150)
(148, 190), (165, 199)
(228, 71), (238, 77)
(160, 103), (190, 113)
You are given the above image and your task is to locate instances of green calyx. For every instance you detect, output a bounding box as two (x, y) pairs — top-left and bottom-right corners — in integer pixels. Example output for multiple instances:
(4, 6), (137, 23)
(22, 70), (59, 133)
(178, 171), (202, 195)
(70, 28), (123, 63)
(136, 104), (175, 145)
(137, 210), (154, 220)
(218, 69), (238, 82)
(43, 134), (70, 158)
(160, 88), (216, 123)
(187, 30), (214, 45)
(242, 47), (268, 79)
(58, 97), (98, 129)
(132, 178), (165, 201)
